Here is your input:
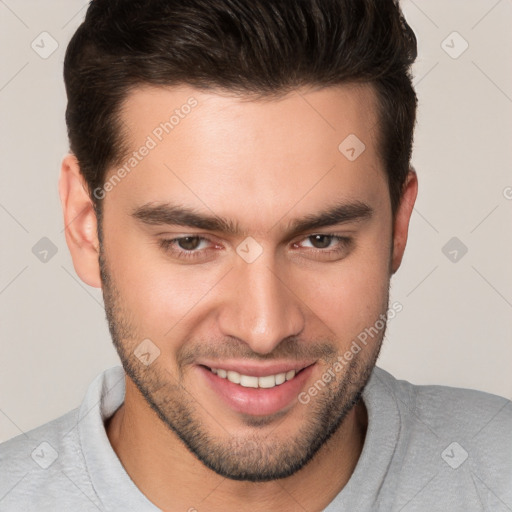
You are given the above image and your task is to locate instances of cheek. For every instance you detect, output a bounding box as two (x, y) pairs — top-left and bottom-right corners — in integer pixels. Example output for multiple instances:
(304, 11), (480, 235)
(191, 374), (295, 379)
(105, 228), (226, 338)
(297, 234), (391, 340)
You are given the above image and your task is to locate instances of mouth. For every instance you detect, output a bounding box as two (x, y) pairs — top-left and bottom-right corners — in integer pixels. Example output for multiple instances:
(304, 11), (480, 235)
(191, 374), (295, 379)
(200, 364), (311, 389)
(196, 363), (316, 417)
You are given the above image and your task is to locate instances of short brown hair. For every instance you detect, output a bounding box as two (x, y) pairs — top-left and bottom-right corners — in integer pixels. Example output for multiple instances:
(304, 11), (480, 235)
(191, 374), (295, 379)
(64, 0), (418, 217)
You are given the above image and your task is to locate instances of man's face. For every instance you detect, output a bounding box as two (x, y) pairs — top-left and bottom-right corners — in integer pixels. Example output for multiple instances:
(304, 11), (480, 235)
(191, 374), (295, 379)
(99, 84), (394, 481)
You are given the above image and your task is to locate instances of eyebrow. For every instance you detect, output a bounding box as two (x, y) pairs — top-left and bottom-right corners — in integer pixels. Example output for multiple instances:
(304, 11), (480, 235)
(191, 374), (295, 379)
(131, 200), (373, 238)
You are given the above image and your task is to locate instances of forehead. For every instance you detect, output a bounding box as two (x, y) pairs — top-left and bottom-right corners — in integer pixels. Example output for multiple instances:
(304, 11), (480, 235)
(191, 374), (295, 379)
(106, 83), (387, 231)
(118, 83), (380, 150)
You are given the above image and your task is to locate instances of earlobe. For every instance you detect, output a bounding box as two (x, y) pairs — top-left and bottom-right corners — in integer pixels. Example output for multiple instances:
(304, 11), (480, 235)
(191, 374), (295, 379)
(391, 168), (418, 274)
(58, 154), (102, 288)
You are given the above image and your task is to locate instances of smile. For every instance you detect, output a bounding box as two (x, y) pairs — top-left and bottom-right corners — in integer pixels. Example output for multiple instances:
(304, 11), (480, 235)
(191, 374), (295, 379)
(207, 367), (300, 389)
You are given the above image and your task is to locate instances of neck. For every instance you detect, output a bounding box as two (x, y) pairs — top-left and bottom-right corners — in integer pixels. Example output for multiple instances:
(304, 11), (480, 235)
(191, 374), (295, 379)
(106, 376), (368, 512)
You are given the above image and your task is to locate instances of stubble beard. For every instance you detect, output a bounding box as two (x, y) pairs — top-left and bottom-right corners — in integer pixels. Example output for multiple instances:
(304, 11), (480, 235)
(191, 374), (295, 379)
(99, 242), (385, 482)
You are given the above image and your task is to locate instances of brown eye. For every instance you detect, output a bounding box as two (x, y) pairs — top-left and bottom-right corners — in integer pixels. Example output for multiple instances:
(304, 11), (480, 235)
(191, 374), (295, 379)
(159, 235), (216, 262)
(308, 234), (334, 249)
(294, 234), (353, 261)
(177, 236), (202, 251)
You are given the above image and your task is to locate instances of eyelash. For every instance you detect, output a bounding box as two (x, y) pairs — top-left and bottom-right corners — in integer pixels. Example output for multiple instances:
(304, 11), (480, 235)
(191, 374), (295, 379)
(158, 234), (352, 261)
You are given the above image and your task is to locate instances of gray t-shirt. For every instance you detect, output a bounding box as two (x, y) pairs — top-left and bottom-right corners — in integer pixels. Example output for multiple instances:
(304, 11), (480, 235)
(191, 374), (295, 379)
(1, 365), (511, 511)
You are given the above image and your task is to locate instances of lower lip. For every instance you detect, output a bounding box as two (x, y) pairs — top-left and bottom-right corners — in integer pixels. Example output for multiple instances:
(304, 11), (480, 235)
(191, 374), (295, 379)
(197, 364), (315, 417)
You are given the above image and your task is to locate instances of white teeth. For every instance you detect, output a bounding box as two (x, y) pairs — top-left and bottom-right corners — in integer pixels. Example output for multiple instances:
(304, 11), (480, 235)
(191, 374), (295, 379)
(275, 373), (286, 385)
(240, 375), (259, 388)
(226, 370), (240, 384)
(285, 370), (296, 381)
(210, 368), (298, 388)
(258, 375), (276, 388)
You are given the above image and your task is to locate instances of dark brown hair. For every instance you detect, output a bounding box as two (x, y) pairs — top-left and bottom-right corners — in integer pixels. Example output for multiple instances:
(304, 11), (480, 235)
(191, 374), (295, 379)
(64, 0), (417, 218)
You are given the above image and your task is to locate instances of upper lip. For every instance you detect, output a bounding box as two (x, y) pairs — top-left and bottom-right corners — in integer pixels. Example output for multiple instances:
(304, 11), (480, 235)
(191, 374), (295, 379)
(197, 361), (316, 377)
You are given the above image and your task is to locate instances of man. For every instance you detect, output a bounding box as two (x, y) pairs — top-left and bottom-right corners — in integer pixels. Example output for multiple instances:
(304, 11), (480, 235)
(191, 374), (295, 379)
(1, 0), (511, 510)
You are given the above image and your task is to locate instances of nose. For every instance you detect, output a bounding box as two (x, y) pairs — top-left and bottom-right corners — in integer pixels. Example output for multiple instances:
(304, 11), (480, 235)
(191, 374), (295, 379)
(217, 255), (305, 355)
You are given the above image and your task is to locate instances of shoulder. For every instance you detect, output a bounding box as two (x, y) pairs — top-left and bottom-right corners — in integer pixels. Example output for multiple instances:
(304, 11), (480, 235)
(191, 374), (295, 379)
(0, 409), (100, 511)
(373, 366), (512, 434)
(371, 366), (512, 504)
(0, 407), (78, 469)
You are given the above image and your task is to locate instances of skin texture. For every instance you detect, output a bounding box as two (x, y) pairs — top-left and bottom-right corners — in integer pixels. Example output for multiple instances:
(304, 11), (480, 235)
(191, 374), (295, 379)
(59, 83), (418, 512)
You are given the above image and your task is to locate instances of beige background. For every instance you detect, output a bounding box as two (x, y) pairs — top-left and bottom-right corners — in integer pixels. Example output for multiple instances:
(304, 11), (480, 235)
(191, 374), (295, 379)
(1, 0), (511, 443)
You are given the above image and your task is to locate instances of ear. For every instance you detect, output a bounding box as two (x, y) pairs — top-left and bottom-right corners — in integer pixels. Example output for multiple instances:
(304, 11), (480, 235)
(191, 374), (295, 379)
(391, 168), (418, 274)
(58, 154), (102, 288)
